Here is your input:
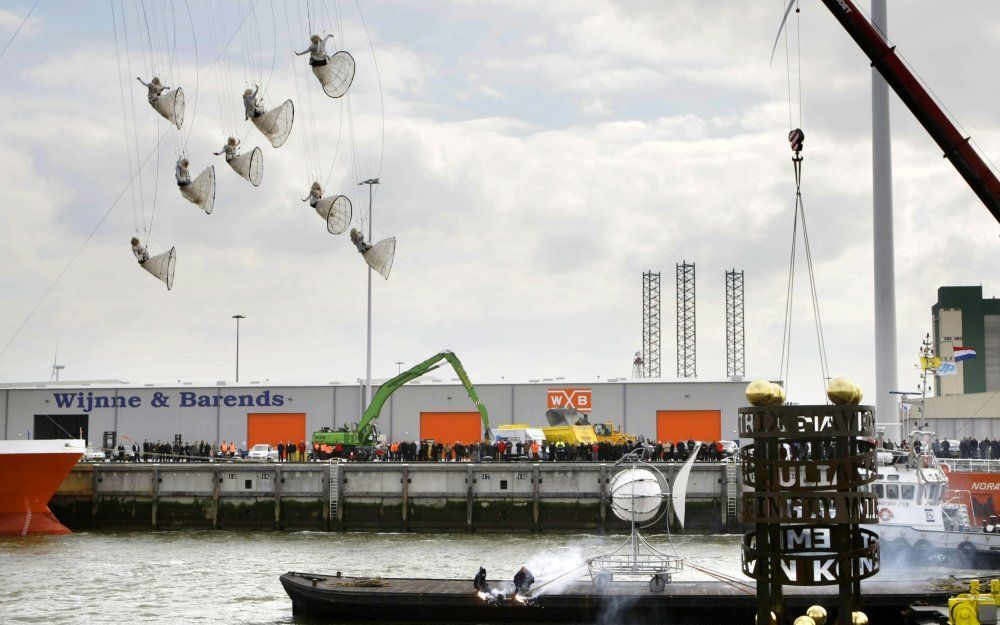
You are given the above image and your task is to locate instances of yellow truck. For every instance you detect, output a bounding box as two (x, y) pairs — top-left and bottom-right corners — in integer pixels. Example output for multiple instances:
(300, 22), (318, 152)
(497, 420), (635, 446)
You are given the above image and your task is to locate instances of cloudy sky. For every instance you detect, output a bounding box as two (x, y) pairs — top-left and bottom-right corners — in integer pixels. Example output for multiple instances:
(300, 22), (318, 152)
(0, 1), (997, 405)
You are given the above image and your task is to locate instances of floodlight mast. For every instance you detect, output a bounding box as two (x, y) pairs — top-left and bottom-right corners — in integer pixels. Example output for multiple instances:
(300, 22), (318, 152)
(360, 178), (380, 407)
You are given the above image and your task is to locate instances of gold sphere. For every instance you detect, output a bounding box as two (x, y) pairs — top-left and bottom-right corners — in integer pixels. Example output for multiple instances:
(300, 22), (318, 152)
(852, 611), (869, 625)
(770, 382), (786, 406)
(827, 377), (856, 405)
(794, 616), (816, 625)
(746, 380), (774, 406)
(851, 382), (863, 404)
(806, 605), (827, 625)
(755, 611), (777, 625)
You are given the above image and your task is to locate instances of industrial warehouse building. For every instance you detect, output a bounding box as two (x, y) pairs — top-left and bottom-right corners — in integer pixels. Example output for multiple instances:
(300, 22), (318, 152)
(0, 379), (751, 448)
(908, 391), (1000, 439)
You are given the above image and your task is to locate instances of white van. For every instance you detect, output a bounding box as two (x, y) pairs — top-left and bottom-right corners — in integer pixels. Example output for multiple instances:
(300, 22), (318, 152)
(493, 428), (546, 446)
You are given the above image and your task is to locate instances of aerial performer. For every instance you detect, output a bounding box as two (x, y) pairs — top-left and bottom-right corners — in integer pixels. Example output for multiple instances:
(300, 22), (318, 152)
(295, 34), (355, 98)
(175, 158), (191, 186)
(215, 137), (263, 187)
(137, 76), (184, 130)
(306, 186), (351, 235)
(349, 228), (371, 253)
(130, 237), (176, 290)
(130, 237), (150, 263)
(243, 85), (265, 120)
(350, 228), (395, 280)
(176, 156), (216, 215)
(137, 76), (169, 103)
(245, 88), (295, 148)
(302, 181), (323, 207)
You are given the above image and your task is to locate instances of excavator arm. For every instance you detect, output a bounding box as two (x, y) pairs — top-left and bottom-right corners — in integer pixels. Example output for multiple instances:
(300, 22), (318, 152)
(819, 0), (1000, 224)
(357, 350), (491, 444)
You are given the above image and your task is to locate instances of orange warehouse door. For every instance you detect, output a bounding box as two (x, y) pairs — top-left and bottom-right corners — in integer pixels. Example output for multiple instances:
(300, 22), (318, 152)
(419, 412), (482, 444)
(656, 410), (721, 442)
(247, 413), (306, 447)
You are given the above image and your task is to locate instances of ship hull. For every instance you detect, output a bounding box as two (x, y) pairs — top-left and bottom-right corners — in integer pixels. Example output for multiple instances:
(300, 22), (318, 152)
(0, 440), (85, 535)
(943, 469), (1000, 519)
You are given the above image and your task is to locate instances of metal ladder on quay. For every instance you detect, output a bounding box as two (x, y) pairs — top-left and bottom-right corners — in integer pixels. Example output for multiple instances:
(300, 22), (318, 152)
(329, 462), (340, 519)
(725, 461), (739, 525)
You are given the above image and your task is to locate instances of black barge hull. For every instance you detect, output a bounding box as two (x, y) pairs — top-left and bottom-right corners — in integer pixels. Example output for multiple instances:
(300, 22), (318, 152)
(280, 573), (954, 624)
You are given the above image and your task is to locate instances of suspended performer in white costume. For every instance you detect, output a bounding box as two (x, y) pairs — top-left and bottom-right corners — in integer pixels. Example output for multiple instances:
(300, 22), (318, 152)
(350, 228), (371, 253)
(295, 34), (334, 66)
(296, 34), (355, 99)
(175, 157), (192, 187)
(243, 85), (265, 120)
(213, 137), (241, 162)
(131, 237), (150, 263)
(302, 182), (323, 207)
(136, 76), (169, 103)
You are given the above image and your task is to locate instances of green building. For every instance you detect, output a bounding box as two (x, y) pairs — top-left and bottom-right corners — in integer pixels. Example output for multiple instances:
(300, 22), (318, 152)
(932, 286), (1000, 396)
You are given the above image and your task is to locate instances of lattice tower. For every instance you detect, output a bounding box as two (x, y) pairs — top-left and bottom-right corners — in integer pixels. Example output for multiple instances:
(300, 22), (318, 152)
(726, 270), (745, 378)
(676, 262), (696, 378)
(641, 271), (661, 378)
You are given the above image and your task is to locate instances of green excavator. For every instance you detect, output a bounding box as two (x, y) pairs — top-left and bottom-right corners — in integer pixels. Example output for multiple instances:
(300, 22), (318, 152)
(311, 350), (491, 460)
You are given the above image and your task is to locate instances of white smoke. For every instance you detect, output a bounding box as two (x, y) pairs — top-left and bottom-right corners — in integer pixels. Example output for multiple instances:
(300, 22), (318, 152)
(518, 547), (592, 597)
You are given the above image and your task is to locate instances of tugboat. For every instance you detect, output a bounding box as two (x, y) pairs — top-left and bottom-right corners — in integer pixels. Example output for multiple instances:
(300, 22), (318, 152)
(870, 430), (1000, 565)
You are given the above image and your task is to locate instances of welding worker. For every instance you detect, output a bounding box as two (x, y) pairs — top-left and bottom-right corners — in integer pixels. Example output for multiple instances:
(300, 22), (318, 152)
(513, 566), (534, 594)
(473, 567), (489, 593)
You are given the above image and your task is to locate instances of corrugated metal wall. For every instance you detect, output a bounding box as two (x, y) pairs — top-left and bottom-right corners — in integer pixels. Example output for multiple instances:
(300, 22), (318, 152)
(1, 380), (751, 444)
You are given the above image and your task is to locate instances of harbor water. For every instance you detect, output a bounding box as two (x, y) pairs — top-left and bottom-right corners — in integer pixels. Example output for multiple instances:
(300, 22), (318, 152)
(0, 531), (981, 624)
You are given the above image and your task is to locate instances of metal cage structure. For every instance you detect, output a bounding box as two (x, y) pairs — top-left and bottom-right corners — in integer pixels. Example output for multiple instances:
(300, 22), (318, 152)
(586, 452), (684, 593)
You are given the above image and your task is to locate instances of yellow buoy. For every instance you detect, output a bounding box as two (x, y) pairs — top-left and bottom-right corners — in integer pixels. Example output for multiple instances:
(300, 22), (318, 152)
(806, 605), (827, 625)
(851, 611), (868, 625)
(793, 616), (816, 625)
(746, 380), (774, 406)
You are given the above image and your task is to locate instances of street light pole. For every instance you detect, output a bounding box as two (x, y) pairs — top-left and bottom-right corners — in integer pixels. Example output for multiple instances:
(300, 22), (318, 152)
(359, 178), (380, 407)
(395, 361), (404, 375)
(232, 315), (246, 382)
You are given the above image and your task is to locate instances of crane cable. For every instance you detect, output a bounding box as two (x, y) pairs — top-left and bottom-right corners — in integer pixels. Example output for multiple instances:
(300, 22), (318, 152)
(776, 0), (829, 397)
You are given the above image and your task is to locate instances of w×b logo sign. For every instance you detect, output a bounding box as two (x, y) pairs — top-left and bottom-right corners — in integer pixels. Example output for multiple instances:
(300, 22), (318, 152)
(547, 388), (592, 413)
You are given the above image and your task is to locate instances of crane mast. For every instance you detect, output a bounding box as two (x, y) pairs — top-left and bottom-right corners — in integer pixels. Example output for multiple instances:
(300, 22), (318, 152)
(820, 0), (1000, 224)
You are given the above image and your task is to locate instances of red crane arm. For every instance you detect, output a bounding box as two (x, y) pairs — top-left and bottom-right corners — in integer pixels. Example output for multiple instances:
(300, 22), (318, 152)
(820, 0), (1000, 224)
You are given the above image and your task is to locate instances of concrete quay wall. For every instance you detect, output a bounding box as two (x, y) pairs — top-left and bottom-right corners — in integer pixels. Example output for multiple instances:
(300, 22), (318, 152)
(51, 462), (742, 533)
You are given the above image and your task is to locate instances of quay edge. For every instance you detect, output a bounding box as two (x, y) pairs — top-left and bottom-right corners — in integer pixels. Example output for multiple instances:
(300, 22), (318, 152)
(49, 461), (741, 533)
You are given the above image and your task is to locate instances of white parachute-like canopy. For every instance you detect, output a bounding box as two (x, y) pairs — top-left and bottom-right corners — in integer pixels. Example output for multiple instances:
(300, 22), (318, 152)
(315, 195), (352, 235)
(312, 51), (355, 98)
(179, 166), (216, 214)
(151, 88), (185, 130)
(363, 237), (395, 280)
(228, 147), (263, 187)
(251, 99), (295, 148)
(141, 247), (177, 290)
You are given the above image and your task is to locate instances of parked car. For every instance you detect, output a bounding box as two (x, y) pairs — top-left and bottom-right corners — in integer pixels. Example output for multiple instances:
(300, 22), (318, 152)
(247, 444), (279, 462)
(719, 440), (740, 458)
(83, 447), (107, 462)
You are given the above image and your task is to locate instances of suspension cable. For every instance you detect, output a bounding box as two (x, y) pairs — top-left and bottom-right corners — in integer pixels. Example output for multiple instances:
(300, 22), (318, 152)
(0, 0), (40, 64)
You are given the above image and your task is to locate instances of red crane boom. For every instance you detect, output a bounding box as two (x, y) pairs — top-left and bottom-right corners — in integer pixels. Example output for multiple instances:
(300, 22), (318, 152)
(819, 0), (1000, 225)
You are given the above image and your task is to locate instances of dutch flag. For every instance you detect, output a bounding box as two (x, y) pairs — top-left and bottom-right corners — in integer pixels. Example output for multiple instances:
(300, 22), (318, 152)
(954, 346), (977, 361)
